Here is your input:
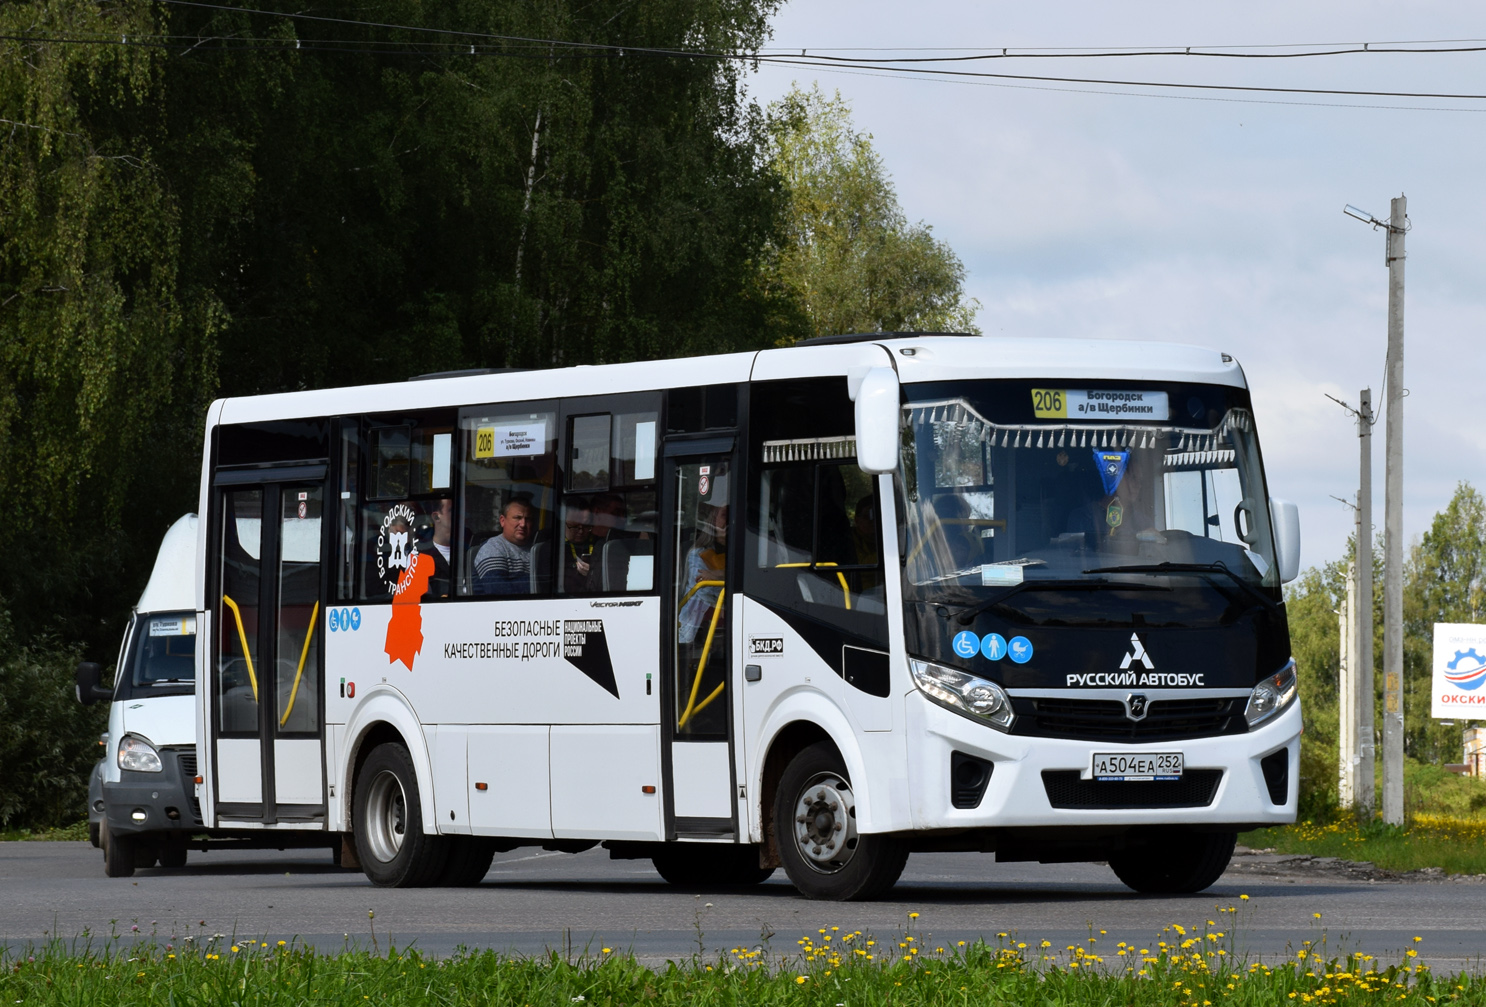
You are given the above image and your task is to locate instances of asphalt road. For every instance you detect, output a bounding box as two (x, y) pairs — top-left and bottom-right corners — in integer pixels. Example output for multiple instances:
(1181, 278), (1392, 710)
(4, 842), (1484, 970)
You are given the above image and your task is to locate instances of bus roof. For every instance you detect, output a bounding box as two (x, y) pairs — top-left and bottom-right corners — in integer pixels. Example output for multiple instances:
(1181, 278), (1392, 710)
(210, 335), (1245, 428)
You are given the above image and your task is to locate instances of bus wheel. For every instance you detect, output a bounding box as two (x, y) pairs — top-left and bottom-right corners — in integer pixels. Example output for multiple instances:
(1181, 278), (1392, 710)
(773, 742), (907, 901)
(102, 825), (135, 879)
(437, 836), (497, 887)
(1109, 831), (1236, 894)
(353, 743), (448, 887)
(651, 845), (775, 887)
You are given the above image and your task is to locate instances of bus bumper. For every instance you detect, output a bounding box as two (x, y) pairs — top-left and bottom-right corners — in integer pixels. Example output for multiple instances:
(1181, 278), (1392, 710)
(903, 691), (1301, 832)
(101, 746), (202, 838)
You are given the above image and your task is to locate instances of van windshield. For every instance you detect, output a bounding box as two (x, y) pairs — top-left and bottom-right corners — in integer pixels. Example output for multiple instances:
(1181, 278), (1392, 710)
(115, 612), (196, 700)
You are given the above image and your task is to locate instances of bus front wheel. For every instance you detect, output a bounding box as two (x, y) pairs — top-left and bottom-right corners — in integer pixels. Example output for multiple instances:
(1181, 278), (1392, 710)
(353, 743), (448, 887)
(773, 742), (907, 901)
(1109, 831), (1236, 894)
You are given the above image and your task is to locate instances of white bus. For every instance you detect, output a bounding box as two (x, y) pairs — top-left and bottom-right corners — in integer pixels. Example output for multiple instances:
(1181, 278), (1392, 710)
(190, 333), (1302, 899)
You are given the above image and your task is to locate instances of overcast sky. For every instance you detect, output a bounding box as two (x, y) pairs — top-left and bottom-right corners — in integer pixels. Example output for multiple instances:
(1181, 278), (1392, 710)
(748, 1), (1486, 575)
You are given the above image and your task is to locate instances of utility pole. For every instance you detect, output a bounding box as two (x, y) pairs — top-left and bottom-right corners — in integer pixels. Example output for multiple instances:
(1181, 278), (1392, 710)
(1344, 196), (1405, 824)
(1356, 389), (1375, 818)
(1381, 195), (1406, 826)
(1327, 387), (1375, 816)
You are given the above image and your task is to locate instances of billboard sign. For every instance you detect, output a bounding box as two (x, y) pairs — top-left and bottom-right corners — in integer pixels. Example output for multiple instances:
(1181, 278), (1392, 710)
(1431, 622), (1486, 718)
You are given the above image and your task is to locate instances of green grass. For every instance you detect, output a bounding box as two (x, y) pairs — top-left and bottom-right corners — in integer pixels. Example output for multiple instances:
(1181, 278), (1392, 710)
(0, 821), (90, 842)
(0, 915), (1477, 1007)
(1240, 814), (1486, 876)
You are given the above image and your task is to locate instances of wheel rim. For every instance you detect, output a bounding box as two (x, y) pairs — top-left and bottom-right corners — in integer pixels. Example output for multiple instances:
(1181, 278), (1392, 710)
(791, 771), (859, 874)
(364, 769), (407, 864)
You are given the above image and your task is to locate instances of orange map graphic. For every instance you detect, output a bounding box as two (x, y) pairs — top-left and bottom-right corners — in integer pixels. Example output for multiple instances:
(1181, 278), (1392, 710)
(384, 552), (434, 670)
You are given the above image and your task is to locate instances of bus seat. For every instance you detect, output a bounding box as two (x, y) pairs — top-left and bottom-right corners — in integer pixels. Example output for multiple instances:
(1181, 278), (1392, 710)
(529, 540), (552, 595)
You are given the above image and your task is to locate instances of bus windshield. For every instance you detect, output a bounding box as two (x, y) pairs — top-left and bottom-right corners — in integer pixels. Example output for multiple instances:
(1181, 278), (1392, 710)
(898, 380), (1279, 613)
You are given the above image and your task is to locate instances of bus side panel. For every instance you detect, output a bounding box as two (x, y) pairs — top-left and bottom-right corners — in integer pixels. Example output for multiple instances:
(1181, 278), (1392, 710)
(550, 725), (662, 841)
(467, 726), (552, 839)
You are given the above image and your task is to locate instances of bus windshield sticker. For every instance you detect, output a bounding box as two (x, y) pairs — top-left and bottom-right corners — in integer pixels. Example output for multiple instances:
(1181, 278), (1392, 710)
(981, 564), (1024, 587)
(1032, 389), (1170, 421)
(474, 426), (495, 458)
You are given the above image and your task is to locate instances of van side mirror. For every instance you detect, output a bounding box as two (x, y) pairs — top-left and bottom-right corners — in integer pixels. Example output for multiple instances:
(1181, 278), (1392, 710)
(75, 661), (111, 706)
(1269, 498), (1301, 584)
(853, 367), (900, 475)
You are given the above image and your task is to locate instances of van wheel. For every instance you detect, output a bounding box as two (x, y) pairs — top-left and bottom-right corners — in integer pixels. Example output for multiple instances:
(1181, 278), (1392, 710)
(353, 743), (448, 887)
(159, 838), (188, 869)
(89, 822), (101, 849)
(1109, 831), (1236, 894)
(437, 836), (497, 886)
(102, 824), (135, 879)
(651, 845), (775, 887)
(773, 742), (907, 901)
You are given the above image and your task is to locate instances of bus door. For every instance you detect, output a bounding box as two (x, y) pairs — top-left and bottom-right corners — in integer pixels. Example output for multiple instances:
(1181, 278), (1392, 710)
(211, 468), (328, 825)
(662, 440), (739, 838)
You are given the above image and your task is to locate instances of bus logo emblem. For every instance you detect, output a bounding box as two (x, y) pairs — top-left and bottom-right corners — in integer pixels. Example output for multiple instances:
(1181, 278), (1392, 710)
(1124, 694), (1149, 721)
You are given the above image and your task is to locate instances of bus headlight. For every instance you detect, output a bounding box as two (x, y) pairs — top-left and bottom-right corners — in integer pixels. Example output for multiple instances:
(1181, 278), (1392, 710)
(117, 735), (163, 773)
(910, 659), (1015, 731)
(1245, 659), (1298, 728)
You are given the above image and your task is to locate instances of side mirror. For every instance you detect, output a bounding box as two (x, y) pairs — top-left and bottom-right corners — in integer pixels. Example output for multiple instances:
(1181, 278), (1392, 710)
(853, 367), (900, 475)
(1269, 498), (1301, 584)
(75, 661), (111, 706)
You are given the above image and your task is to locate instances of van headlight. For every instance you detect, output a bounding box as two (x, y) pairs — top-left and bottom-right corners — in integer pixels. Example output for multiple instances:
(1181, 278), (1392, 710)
(1245, 659), (1299, 728)
(117, 735), (163, 773)
(910, 659), (1015, 731)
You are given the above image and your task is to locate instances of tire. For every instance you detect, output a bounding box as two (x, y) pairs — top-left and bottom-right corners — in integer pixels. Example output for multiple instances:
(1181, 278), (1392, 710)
(651, 844), (776, 887)
(353, 743), (448, 887)
(1109, 831), (1236, 894)
(89, 822), (101, 849)
(158, 839), (188, 869)
(773, 742), (907, 901)
(437, 836), (497, 887)
(102, 824), (135, 879)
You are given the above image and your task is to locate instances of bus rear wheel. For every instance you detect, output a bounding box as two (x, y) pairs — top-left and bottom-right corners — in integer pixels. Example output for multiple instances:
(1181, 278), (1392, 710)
(773, 742), (907, 901)
(651, 844), (775, 887)
(353, 743), (448, 887)
(1109, 831), (1236, 894)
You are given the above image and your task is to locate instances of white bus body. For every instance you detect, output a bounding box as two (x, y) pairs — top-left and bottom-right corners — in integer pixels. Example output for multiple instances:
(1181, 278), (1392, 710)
(191, 334), (1302, 898)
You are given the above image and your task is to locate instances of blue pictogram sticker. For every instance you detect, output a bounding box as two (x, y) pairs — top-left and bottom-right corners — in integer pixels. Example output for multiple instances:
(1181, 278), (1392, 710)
(1445, 648), (1486, 691)
(349, 607), (362, 631)
(952, 631), (980, 659)
(1008, 636), (1033, 664)
(981, 633), (1008, 661)
(329, 609), (341, 632)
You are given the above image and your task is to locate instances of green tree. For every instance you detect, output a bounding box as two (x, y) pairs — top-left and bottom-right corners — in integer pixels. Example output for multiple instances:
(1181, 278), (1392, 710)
(762, 83), (979, 341)
(0, 0), (221, 650)
(1283, 556), (1349, 814)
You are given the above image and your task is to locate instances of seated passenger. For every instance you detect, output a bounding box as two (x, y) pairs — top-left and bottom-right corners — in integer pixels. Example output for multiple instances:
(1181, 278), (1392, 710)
(474, 497), (535, 595)
(422, 497), (454, 600)
(562, 498), (597, 594)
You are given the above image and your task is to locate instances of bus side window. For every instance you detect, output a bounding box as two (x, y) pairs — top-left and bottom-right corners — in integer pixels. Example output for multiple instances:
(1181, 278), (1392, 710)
(356, 419), (457, 601)
(459, 408), (558, 597)
(559, 408), (659, 595)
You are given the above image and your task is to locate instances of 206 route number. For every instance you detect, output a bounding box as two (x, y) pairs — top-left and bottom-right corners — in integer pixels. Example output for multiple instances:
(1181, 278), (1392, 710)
(1092, 751), (1183, 781)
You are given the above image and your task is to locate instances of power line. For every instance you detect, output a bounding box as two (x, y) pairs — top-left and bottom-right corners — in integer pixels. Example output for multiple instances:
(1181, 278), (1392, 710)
(765, 44), (1486, 62)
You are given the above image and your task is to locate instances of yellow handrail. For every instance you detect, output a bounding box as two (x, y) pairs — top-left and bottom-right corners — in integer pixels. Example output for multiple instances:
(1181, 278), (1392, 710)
(775, 562), (851, 610)
(677, 584), (725, 730)
(678, 578), (725, 612)
(279, 601), (319, 727)
(221, 595), (259, 702)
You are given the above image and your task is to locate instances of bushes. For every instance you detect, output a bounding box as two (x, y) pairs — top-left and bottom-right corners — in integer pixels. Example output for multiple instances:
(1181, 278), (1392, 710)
(0, 609), (107, 830)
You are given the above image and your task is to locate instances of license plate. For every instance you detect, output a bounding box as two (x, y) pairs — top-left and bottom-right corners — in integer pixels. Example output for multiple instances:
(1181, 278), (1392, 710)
(1092, 751), (1184, 781)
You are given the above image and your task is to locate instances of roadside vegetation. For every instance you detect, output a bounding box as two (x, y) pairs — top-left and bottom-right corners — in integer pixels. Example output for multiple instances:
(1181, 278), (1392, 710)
(2, 910), (1477, 1007)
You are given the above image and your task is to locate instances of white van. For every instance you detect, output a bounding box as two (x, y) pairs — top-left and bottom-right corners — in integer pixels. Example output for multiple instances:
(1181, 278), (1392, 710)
(77, 514), (336, 877)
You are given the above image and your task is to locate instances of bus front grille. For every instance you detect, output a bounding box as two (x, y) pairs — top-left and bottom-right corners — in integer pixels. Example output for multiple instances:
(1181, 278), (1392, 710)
(1041, 769), (1223, 810)
(1013, 697), (1247, 743)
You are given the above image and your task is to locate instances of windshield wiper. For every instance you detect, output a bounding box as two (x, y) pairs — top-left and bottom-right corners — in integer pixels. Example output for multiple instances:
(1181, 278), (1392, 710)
(1081, 561), (1279, 610)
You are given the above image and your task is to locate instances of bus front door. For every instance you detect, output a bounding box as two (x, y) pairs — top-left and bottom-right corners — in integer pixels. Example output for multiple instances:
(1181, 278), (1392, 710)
(663, 446), (739, 838)
(212, 476), (328, 826)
